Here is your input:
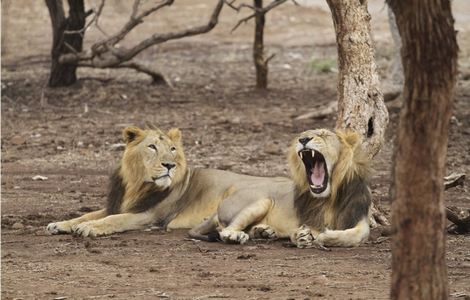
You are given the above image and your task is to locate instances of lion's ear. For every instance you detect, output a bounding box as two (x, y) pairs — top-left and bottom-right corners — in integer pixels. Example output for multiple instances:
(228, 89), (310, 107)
(167, 128), (182, 143)
(337, 130), (361, 149)
(123, 126), (143, 144)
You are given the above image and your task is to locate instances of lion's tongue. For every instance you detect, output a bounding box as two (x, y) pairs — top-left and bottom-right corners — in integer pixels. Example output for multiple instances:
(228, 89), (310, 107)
(310, 161), (325, 186)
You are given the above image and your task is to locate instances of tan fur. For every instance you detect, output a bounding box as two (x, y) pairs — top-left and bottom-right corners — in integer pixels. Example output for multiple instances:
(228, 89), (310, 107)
(47, 126), (191, 237)
(329, 130), (370, 202)
(287, 129), (365, 194)
(45, 209), (107, 234)
(203, 128), (372, 247)
(119, 127), (186, 212)
(288, 141), (309, 194)
(47, 126), (295, 238)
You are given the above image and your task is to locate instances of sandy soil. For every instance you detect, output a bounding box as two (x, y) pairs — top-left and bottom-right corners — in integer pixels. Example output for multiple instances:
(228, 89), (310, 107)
(2, 1), (470, 299)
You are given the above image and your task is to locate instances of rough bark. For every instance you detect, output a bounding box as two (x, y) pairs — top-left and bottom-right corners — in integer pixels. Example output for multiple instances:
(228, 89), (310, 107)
(325, 0), (388, 158)
(45, 0), (86, 87)
(388, 0), (458, 299)
(2, 0), (11, 55)
(387, 7), (403, 88)
(253, 0), (267, 89)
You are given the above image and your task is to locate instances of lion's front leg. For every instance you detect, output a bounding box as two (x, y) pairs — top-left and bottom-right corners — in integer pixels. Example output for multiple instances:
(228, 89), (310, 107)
(72, 212), (154, 237)
(249, 224), (278, 240)
(218, 198), (273, 245)
(291, 225), (315, 248)
(219, 229), (250, 244)
(290, 225), (328, 250)
(46, 209), (107, 234)
(315, 218), (370, 247)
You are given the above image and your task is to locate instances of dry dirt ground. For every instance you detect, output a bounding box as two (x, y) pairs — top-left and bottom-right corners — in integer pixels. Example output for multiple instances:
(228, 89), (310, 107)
(2, 1), (470, 299)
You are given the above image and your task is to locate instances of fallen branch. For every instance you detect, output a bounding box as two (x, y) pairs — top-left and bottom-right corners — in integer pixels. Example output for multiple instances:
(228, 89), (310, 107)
(370, 203), (390, 227)
(383, 90), (401, 102)
(369, 173), (465, 235)
(79, 60), (169, 86)
(294, 101), (337, 120)
(444, 173), (465, 190)
(443, 173), (468, 234)
(446, 207), (470, 234)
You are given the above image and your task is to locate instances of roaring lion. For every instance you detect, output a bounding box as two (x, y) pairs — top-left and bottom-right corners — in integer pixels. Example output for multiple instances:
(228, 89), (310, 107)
(190, 129), (372, 247)
(46, 126), (296, 237)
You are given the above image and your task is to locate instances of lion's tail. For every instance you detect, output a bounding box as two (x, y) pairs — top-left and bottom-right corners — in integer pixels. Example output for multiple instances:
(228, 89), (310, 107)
(188, 214), (219, 242)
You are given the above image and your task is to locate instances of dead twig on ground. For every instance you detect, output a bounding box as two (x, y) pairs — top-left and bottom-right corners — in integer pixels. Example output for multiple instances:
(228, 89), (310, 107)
(446, 207), (470, 234)
(78, 60), (170, 86)
(444, 173), (465, 190)
(443, 173), (468, 234)
(294, 101), (337, 120)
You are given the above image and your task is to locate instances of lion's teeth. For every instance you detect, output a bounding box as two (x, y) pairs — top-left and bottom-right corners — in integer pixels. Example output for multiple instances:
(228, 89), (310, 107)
(311, 150), (315, 158)
(300, 152), (303, 159)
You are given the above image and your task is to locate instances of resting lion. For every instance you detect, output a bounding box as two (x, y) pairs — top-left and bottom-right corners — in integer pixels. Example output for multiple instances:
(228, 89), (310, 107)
(46, 126), (296, 237)
(190, 129), (372, 247)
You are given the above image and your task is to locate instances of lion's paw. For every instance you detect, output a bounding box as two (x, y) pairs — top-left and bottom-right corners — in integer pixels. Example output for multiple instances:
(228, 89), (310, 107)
(250, 224), (277, 240)
(219, 229), (250, 244)
(46, 221), (73, 235)
(72, 221), (109, 237)
(292, 225), (315, 248)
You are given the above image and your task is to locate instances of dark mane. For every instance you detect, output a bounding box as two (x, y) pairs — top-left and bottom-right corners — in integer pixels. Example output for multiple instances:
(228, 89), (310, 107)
(294, 176), (371, 231)
(294, 188), (329, 231)
(105, 167), (171, 216)
(334, 176), (371, 230)
(128, 188), (171, 214)
(106, 168), (125, 215)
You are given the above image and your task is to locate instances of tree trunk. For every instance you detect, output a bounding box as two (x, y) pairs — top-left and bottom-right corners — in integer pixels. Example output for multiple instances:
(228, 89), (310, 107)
(387, 7), (403, 88)
(388, 0), (458, 299)
(253, 0), (267, 89)
(2, 0), (12, 55)
(325, 0), (388, 158)
(45, 0), (86, 87)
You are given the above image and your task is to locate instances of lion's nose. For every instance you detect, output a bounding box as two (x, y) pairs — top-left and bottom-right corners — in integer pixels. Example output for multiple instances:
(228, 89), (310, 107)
(162, 162), (176, 170)
(298, 137), (312, 145)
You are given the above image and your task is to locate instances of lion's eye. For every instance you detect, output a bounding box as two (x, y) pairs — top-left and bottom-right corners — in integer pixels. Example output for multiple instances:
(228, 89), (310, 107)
(170, 146), (176, 152)
(148, 144), (157, 151)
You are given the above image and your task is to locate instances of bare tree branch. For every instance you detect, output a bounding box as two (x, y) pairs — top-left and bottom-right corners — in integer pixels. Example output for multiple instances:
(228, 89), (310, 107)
(64, 0), (223, 67)
(227, 0), (288, 32)
(131, 0), (141, 19)
(64, 0), (105, 35)
(112, 0), (223, 64)
(91, 0), (175, 55)
(136, 0), (173, 19)
(63, 41), (80, 54)
(56, 0), (224, 84)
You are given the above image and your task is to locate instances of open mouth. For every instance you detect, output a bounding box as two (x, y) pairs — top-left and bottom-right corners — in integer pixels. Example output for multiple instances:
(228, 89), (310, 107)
(298, 149), (329, 194)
